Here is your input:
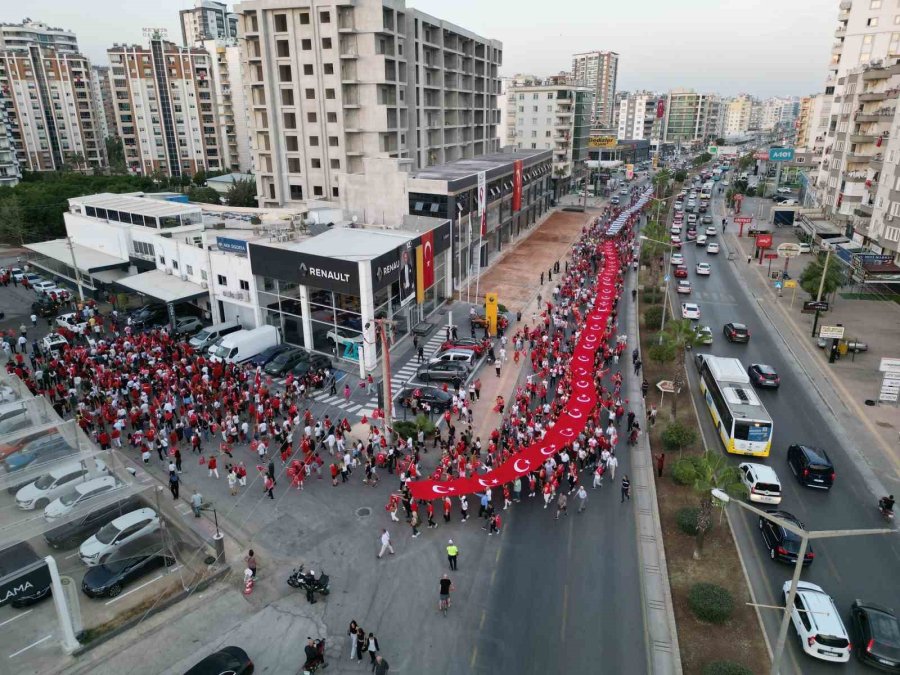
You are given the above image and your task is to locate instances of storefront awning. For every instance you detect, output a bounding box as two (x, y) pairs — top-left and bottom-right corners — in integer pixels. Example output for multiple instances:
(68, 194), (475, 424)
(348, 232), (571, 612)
(26, 239), (128, 272)
(116, 269), (207, 303)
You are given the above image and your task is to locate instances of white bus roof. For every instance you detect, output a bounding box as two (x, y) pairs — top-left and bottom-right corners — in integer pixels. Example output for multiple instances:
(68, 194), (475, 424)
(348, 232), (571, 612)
(705, 356), (750, 384)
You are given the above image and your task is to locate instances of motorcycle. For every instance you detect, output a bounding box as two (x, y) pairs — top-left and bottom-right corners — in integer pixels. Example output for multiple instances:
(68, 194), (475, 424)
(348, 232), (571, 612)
(287, 564), (331, 599)
(301, 638), (327, 674)
(878, 500), (895, 521)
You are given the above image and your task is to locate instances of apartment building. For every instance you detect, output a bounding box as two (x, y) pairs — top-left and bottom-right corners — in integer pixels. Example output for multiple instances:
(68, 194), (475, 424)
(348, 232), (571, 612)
(796, 93), (828, 153)
(107, 37), (223, 178)
(723, 95), (757, 137)
(0, 47), (105, 172)
(502, 79), (591, 194)
(201, 38), (253, 171)
(236, 0), (501, 208)
(616, 91), (663, 145)
(571, 50), (618, 129)
(181, 0), (239, 44)
(662, 89), (719, 144)
(0, 111), (21, 186)
(89, 65), (114, 142)
(0, 19), (79, 54)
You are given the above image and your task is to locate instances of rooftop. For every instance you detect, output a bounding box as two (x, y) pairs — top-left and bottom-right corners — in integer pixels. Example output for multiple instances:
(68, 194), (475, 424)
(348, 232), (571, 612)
(70, 193), (202, 219)
(409, 149), (550, 182)
(269, 227), (416, 262)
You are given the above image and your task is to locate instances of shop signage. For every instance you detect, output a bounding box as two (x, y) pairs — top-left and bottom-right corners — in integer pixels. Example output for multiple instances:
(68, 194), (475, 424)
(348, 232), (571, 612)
(588, 136), (617, 149)
(769, 148), (795, 162)
(372, 240), (417, 307)
(248, 243), (359, 295)
(756, 234), (773, 249)
(819, 325), (845, 339)
(215, 236), (248, 255)
(879, 357), (900, 373)
(802, 300), (829, 313)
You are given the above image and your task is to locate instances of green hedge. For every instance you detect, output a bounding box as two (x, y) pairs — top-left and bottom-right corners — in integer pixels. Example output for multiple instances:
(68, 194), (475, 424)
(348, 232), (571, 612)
(688, 583), (734, 624)
(671, 458), (697, 486)
(676, 506), (701, 535)
(644, 305), (664, 328)
(702, 662), (753, 675)
(643, 289), (663, 305)
(661, 422), (698, 452)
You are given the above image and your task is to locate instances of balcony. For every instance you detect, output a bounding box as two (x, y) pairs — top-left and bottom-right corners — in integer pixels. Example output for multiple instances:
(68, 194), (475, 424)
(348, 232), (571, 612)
(844, 172), (867, 182)
(850, 133), (875, 143)
(835, 26), (846, 38)
(869, 154), (884, 166)
(854, 204), (873, 218)
(859, 91), (888, 102)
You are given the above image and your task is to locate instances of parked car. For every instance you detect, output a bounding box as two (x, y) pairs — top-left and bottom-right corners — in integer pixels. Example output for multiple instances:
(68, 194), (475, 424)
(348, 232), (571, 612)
(44, 496), (146, 550)
(440, 339), (486, 356)
(758, 510), (814, 566)
(798, 242), (812, 254)
(777, 187), (792, 195)
(288, 353), (332, 377)
(56, 313), (88, 335)
(79, 508), (160, 566)
(415, 361), (468, 386)
(184, 646), (254, 675)
(429, 349), (476, 369)
(81, 549), (175, 599)
(246, 344), (293, 368)
(44, 476), (120, 522)
(681, 303), (701, 320)
(128, 304), (168, 329)
(15, 458), (108, 511)
(4, 433), (75, 473)
(41, 333), (68, 358)
(723, 322), (750, 343)
(849, 600), (900, 671)
(397, 386), (453, 412)
(263, 347), (309, 376)
(816, 337), (868, 352)
(32, 280), (59, 295)
(695, 262), (711, 276)
(787, 444), (835, 490)
(31, 297), (61, 317)
(209, 326), (280, 365)
(784, 581), (851, 663)
(739, 463), (782, 504)
(748, 363), (780, 388)
(170, 316), (205, 338)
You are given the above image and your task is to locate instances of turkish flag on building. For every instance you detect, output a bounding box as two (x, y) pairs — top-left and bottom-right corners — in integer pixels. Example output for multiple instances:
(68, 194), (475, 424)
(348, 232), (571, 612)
(421, 230), (434, 289)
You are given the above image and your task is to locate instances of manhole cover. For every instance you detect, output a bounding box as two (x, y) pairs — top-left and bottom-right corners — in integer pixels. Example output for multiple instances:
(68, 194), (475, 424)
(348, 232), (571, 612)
(356, 507), (371, 517)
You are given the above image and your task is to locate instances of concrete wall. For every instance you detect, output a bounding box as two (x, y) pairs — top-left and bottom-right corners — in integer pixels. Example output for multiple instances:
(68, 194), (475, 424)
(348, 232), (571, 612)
(340, 157), (411, 226)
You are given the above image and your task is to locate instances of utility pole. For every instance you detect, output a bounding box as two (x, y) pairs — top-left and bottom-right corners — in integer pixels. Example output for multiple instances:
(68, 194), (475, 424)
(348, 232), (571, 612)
(375, 319), (394, 443)
(66, 236), (85, 303)
(810, 248), (832, 338)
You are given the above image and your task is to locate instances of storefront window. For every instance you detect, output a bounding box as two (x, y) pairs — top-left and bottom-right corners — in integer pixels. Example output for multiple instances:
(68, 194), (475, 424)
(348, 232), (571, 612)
(259, 276), (304, 348)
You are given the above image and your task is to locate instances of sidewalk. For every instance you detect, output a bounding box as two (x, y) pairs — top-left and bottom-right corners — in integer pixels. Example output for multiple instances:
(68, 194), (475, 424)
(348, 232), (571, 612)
(727, 231), (900, 488)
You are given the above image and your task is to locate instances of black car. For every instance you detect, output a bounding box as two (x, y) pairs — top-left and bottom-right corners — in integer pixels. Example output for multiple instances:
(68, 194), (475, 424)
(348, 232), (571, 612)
(263, 347), (309, 376)
(289, 353), (332, 377)
(246, 344), (293, 368)
(415, 361), (468, 386)
(398, 386), (453, 412)
(81, 552), (175, 598)
(31, 298), (61, 318)
(44, 496), (146, 550)
(757, 510), (815, 566)
(0, 542), (52, 608)
(748, 363), (780, 389)
(185, 646), (254, 675)
(787, 444), (835, 490)
(129, 305), (168, 329)
(723, 322), (750, 343)
(850, 600), (900, 671)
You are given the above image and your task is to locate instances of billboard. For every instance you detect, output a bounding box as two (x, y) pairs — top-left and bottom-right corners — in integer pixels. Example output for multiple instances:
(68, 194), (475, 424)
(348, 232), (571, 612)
(625, 164), (634, 180)
(588, 136), (617, 149)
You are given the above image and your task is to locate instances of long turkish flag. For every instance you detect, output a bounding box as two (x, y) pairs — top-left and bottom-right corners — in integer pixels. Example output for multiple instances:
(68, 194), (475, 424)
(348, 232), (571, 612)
(421, 230), (434, 289)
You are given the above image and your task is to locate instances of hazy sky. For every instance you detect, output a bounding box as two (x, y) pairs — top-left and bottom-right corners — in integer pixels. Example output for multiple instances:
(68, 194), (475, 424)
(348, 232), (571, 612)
(2, 0), (834, 97)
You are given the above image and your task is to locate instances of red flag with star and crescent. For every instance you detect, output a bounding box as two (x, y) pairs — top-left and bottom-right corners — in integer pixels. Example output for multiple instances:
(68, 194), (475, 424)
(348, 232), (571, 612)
(421, 230), (434, 289)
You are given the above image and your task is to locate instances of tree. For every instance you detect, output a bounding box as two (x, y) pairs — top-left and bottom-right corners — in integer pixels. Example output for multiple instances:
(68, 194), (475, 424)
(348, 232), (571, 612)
(661, 421), (698, 455)
(641, 219), (669, 289)
(714, 138), (725, 146)
(799, 253), (844, 299)
(673, 169), (688, 183)
(225, 177), (258, 207)
(652, 169), (671, 199)
(185, 186), (223, 204)
(663, 319), (702, 418)
(0, 197), (32, 245)
(691, 452), (746, 559)
(105, 136), (127, 173)
(192, 169), (207, 187)
(648, 337), (677, 366)
(65, 152), (88, 173)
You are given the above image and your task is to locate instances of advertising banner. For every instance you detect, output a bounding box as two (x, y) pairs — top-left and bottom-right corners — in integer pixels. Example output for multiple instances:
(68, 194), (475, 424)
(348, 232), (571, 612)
(512, 160), (523, 212)
(588, 136), (617, 149)
(248, 243), (358, 295)
(478, 171), (487, 237)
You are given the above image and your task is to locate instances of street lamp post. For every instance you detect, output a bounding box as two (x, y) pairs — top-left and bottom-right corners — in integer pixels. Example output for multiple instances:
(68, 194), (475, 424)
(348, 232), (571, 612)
(640, 235), (675, 341)
(711, 489), (893, 675)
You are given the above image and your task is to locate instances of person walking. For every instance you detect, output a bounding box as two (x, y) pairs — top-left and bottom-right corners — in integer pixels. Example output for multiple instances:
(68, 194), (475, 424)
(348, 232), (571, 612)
(410, 510), (421, 538)
(655, 452), (666, 478)
(607, 453), (619, 481)
(621, 475), (631, 502)
(377, 528), (394, 558)
(356, 627), (367, 662)
(633, 358), (642, 376)
(190, 490), (203, 517)
(208, 454), (219, 479)
(374, 655), (390, 675)
(348, 620), (359, 660)
(641, 379), (649, 398)
(417, 346), (424, 363)
(555, 493), (568, 520)
(228, 469), (238, 495)
(494, 360), (501, 378)
(367, 633), (380, 669)
(459, 495), (469, 522)
(169, 471), (180, 499)
(446, 539), (458, 570)
(576, 485), (588, 513)
(246, 550), (257, 578)
(264, 474), (275, 499)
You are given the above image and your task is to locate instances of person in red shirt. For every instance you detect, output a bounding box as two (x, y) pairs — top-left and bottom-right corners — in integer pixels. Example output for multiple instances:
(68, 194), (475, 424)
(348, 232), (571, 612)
(426, 501), (437, 529)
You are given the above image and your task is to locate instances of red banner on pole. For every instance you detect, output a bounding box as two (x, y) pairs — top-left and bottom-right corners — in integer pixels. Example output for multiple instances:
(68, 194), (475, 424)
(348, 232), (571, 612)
(512, 159), (523, 212)
(420, 230), (434, 289)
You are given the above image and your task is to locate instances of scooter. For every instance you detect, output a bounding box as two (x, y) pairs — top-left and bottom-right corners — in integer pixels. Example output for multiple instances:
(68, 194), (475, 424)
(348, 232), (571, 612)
(287, 564), (331, 599)
(878, 500), (895, 521)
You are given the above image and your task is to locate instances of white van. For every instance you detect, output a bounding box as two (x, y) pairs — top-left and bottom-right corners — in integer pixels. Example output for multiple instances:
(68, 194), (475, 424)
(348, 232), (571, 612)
(208, 325), (279, 364)
(188, 321), (242, 353)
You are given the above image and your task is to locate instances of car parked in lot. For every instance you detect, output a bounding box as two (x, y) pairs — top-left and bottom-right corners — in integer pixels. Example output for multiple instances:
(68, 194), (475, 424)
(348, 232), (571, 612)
(849, 600), (900, 671)
(398, 385), (453, 412)
(787, 444), (835, 490)
(798, 242), (812, 254)
(44, 476), (120, 521)
(723, 322), (750, 343)
(15, 458), (108, 511)
(263, 347), (309, 376)
(429, 349), (476, 369)
(245, 344), (293, 368)
(784, 581), (851, 663)
(4, 433), (75, 473)
(695, 262), (711, 276)
(681, 303), (700, 320)
(759, 510), (814, 565)
(128, 304), (169, 329)
(415, 361), (468, 386)
(170, 316), (205, 338)
(56, 313), (88, 335)
(748, 363), (780, 388)
(739, 463), (782, 504)
(288, 353), (332, 377)
(81, 549), (175, 599)
(44, 496), (146, 550)
(32, 280), (59, 295)
(79, 508), (160, 566)
(185, 646), (254, 675)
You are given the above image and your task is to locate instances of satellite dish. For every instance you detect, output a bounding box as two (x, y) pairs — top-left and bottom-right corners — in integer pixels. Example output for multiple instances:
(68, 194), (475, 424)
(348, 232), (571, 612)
(351, 215), (358, 223)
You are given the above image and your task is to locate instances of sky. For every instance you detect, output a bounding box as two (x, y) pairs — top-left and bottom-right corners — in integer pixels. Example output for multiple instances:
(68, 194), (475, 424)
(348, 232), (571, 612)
(1, 0), (834, 97)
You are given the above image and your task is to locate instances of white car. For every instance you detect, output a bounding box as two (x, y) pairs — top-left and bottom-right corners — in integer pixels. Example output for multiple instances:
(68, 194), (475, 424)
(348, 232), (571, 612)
(681, 302), (701, 320)
(32, 280), (59, 295)
(429, 349), (475, 368)
(705, 226), (717, 237)
(706, 242), (720, 254)
(15, 459), (107, 511)
(739, 463), (782, 504)
(43, 476), (119, 522)
(696, 234), (708, 246)
(56, 313), (89, 335)
(798, 242), (811, 254)
(687, 213), (698, 224)
(670, 224), (682, 235)
(783, 581), (851, 663)
(79, 508), (160, 566)
(777, 187), (792, 194)
(326, 327), (363, 346)
(721, 180), (729, 186)
(41, 333), (69, 357)
(671, 253), (684, 266)
(780, 199), (799, 206)
(695, 262), (711, 276)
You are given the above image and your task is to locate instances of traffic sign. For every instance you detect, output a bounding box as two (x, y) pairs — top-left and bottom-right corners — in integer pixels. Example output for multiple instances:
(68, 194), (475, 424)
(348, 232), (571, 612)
(777, 243), (802, 258)
(656, 380), (676, 393)
(879, 357), (900, 373)
(774, 281), (783, 290)
(734, 216), (753, 224)
(819, 325), (845, 339)
(769, 148), (795, 162)
(783, 279), (798, 288)
(707, 146), (718, 155)
(764, 252), (779, 260)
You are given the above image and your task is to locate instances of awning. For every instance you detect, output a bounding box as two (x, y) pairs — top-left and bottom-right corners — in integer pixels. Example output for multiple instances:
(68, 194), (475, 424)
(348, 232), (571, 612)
(91, 269), (129, 284)
(116, 269), (207, 303)
(25, 239), (128, 272)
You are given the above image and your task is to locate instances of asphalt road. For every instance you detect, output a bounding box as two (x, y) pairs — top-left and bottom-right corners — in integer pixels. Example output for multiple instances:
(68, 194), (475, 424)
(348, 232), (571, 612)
(669, 180), (900, 674)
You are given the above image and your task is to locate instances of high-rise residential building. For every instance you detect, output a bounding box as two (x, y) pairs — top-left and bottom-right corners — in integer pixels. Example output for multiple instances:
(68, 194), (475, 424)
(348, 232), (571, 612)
(0, 19), (79, 54)
(662, 89), (719, 144)
(723, 95), (757, 137)
(0, 47), (105, 171)
(828, 0), (900, 86)
(0, 110), (21, 187)
(201, 39), (253, 171)
(796, 93), (827, 153)
(107, 36), (223, 177)
(181, 0), (239, 44)
(90, 66), (114, 142)
(616, 91), (663, 145)
(235, 0), (502, 207)
(502, 77), (592, 195)
(571, 50), (618, 129)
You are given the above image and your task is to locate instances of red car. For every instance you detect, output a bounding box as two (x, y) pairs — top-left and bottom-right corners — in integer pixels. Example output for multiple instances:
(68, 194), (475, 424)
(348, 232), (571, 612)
(674, 265), (689, 278)
(440, 339), (486, 356)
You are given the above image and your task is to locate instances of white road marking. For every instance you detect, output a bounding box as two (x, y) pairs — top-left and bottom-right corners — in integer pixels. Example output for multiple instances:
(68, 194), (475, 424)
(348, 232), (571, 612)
(8, 634), (53, 658)
(0, 609), (32, 628)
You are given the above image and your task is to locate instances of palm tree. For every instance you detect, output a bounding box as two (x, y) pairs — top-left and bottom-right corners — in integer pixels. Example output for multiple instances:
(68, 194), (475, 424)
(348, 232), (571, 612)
(663, 319), (702, 418)
(641, 220), (669, 290)
(691, 452), (746, 560)
(652, 168), (671, 200)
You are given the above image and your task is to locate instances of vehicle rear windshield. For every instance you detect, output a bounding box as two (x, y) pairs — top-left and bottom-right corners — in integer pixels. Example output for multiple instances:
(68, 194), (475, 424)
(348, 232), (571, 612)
(816, 635), (849, 649)
(872, 613), (900, 646)
(808, 464), (832, 473)
(755, 483), (780, 493)
(734, 421), (772, 442)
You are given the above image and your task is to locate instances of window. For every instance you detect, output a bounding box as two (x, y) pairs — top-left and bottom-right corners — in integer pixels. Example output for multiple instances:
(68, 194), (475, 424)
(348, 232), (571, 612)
(301, 39), (312, 50)
(532, 93), (538, 99)
(305, 88), (315, 99)
(286, 135), (298, 151)
(283, 112), (296, 129)
(531, 143), (537, 149)
(869, 17), (880, 26)
(328, 136), (339, 146)
(159, 256), (166, 266)
(314, 185), (324, 196)
(300, 12), (309, 24)
(303, 64), (313, 75)
(532, 106), (538, 112)
(895, 15), (900, 24)
(217, 274), (227, 286)
(322, 37), (332, 49)
(325, 88), (335, 99)
(545, 130), (552, 137)
(320, 10), (330, 23)
(172, 260), (179, 270)
(885, 225), (900, 241)
(290, 185), (303, 200)
(547, 92), (554, 99)
(307, 112), (317, 123)
(332, 187), (340, 197)
(274, 14), (288, 32)
(311, 158), (321, 168)
(531, 130), (537, 137)
(278, 65), (292, 82)
(309, 135), (319, 146)
(891, 32), (900, 53)
(323, 63), (334, 75)
(330, 159), (340, 169)
(870, 0), (882, 8)
(133, 241), (154, 257)
(890, 201), (900, 216)
(201, 270), (208, 281)
(327, 112), (337, 123)
(281, 89), (294, 106)
(276, 40), (290, 57)
(288, 158), (301, 172)
(240, 280), (250, 291)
